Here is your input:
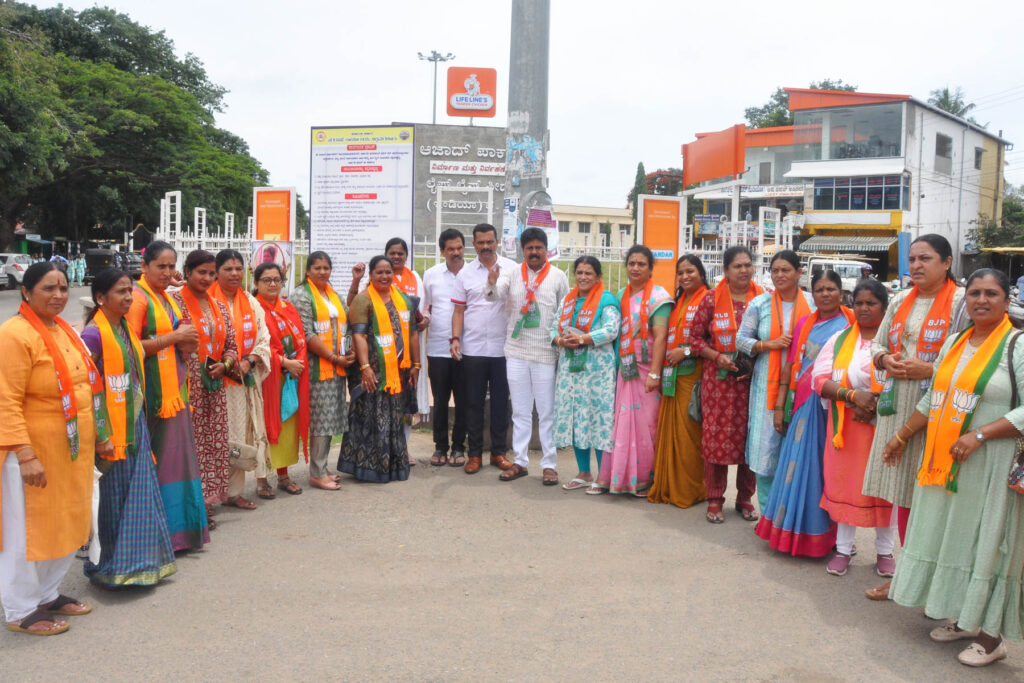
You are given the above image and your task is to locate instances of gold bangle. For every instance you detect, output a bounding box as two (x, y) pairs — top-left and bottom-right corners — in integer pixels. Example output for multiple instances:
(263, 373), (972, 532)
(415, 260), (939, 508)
(894, 433), (907, 446)
(359, 363), (371, 371)
(413, 363), (421, 369)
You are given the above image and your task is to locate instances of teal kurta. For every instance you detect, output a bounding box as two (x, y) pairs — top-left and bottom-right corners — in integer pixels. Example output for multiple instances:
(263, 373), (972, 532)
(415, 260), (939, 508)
(550, 293), (621, 452)
(891, 330), (1024, 640)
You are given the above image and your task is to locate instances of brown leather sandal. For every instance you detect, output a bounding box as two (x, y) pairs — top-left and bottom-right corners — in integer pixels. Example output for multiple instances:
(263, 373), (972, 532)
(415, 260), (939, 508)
(499, 463), (528, 481)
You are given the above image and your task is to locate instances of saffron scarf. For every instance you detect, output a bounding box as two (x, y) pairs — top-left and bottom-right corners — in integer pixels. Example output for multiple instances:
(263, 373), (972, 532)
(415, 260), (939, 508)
(257, 294), (310, 461)
(661, 285), (709, 394)
(19, 302), (103, 459)
(209, 282), (257, 386)
(136, 276), (187, 418)
(94, 309), (146, 461)
(558, 283), (615, 374)
(392, 266), (419, 297)
(765, 291), (812, 410)
(367, 285), (411, 394)
(711, 278), (762, 353)
(783, 307), (854, 419)
(878, 279), (958, 416)
(303, 278), (347, 381)
(919, 316), (1012, 492)
(619, 279), (655, 380)
(512, 261), (551, 339)
(830, 323), (884, 449)
(178, 286), (228, 364)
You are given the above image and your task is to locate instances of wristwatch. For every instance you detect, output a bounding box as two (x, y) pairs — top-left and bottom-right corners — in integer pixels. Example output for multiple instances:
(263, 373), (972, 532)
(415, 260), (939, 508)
(647, 372), (659, 381)
(975, 429), (986, 443)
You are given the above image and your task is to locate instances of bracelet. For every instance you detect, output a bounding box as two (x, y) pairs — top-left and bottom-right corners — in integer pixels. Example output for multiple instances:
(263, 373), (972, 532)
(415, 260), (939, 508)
(848, 389), (857, 402)
(17, 455), (37, 465)
(874, 353), (888, 370)
(413, 363), (421, 369)
(360, 363), (371, 371)
(894, 433), (907, 447)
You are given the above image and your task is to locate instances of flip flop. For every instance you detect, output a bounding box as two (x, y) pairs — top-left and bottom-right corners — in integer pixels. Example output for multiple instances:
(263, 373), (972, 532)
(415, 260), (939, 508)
(42, 595), (92, 616)
(6, 609), (69, 636)
(562, 477), (591, 491)
(223, 496), (257, 510)
(257, 482), (276, 500)
(585, 483), (606, 495)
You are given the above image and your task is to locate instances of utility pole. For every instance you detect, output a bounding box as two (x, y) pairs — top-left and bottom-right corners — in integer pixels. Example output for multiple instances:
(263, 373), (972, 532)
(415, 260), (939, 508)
(504, 0), (551, 246)
(418, 50), (455, 125)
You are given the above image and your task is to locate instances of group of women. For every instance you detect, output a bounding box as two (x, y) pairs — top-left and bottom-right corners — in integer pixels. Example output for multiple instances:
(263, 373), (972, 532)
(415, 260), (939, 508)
(0, 240), (420, 636)
(553, 236), (1024, 667)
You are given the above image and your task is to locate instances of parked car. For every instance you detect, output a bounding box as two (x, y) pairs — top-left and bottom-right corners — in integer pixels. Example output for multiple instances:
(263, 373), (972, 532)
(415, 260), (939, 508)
(799, 256), (871, 305)
(3, 253), (33, 289)
(123, 252), (143, 279)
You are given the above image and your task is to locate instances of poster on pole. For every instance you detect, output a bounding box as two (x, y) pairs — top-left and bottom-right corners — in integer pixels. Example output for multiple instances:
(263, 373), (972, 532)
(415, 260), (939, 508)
(251, 240), (293, 271)
(637, 195), (685, 294)
(309, 126), (414, 291)
(253, 187), (296, 240)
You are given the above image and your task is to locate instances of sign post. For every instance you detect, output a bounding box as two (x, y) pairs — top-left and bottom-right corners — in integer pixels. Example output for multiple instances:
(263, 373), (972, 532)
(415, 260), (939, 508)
(637, 195), (686, 294)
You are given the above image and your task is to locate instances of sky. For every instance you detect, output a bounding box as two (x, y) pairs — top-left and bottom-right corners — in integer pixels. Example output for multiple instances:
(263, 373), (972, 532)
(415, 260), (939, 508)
(45, 0), (1024, 209)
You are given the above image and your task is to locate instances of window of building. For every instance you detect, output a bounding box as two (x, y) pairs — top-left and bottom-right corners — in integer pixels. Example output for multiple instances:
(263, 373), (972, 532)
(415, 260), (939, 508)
(935, 134), (953, 175)
(834, 185), (850, 210)
(759, 162), (772, 185)
(795, 102), (903, 161)
(578, 221), (591, 234)
(619, 223), (631, 233)
(557, 221), (570, 233)
(975, 147), (984, 170)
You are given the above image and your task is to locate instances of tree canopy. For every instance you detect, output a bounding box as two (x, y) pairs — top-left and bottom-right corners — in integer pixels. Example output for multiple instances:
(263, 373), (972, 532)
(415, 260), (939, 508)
(743, 79), (858, 129)
(978, 184), (1024, 248)
(928, 86), (980, 125)
(0, 3), (267, 248)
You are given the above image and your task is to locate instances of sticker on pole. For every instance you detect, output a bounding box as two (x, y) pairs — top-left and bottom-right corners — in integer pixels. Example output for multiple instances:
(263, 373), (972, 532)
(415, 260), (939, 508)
(447, 67), (497, 118)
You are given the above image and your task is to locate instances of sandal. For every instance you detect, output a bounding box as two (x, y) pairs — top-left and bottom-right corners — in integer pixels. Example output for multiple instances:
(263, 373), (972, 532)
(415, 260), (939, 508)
(6, 609), (69, 636)
(278, 478), (304, 495)
(41, 595), (92, 616)
(223, 496), (257, 510)
(257, 481), (276, 500)
(430, 450), (448, 466)
(449, 450), (467, 467)
(735, 503), (759, 522)
(207, 517), (217, 531)
(542, 468), (559, 486)
(706, 504), (725, 524)
(499, 464), (528, 481)
(562, 477), (592, 491)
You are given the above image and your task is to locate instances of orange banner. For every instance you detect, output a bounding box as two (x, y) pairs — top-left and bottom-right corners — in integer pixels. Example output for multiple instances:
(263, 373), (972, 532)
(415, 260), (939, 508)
(682, 124), (745, 187)
(446, 67), (497, 118)
(255, 190), (291, 240)
(641, 198), (682, 295)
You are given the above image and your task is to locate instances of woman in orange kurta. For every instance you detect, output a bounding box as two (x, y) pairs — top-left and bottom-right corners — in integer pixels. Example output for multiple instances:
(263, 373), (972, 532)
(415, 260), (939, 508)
(0, 263), (113, 635)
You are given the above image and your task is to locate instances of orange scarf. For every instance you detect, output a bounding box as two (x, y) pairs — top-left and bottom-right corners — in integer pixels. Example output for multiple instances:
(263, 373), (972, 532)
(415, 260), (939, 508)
(19, 302), (103, 459)
(94, 309), (146, 461)
(919, 316), (1013, 491)
(209, 282), (257, 358)
(886, 278), (958, 362)
(392, 267), (419, 297)
(789, 307), (854, 390)
(559, 282), (604, 334)
(711, 279), (763, 352)
(178, 286), (228, 364)
(619, 279), (654, 362)
(830, 322), (884, 449)
(765, 291), (812, 409)
(367, 285), (411, 394)
(669, 285), (709, 350)
(304, 278), (347, 381)
(137, 276), (186, 418)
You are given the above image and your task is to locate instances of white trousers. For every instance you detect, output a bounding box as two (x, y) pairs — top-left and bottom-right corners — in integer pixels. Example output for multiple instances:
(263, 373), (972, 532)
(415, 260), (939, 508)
(835, 522), (896, 556)
(0, 453), (76, 622)
(506, 357), (557, 470)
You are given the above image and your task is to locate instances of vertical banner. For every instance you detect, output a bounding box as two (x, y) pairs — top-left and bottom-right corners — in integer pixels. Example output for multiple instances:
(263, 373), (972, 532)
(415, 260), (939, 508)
(253, 187), (295, 240)
(637, 195), (685, 295)
(309, 126), (414, 291)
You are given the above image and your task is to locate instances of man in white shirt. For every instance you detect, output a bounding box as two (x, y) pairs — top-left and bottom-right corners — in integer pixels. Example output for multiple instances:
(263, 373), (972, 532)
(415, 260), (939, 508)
(485, 227), (569, 485)
(422, 228), (469, 467)
(450, 224), (517, 474)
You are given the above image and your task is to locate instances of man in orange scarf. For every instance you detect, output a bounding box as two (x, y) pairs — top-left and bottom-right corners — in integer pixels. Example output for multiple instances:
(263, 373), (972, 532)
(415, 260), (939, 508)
(484, 228), (570, 485)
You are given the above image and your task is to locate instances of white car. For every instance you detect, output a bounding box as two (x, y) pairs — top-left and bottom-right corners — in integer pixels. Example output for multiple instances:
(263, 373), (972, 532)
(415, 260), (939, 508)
(4, 253), (33, 289)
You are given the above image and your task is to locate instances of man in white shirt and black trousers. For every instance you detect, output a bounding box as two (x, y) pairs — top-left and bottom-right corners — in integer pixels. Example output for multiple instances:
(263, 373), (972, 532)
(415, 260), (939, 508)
(422, 228), (469, 467)
(450, 224), (518, 474)
(484, 227), (569, 485)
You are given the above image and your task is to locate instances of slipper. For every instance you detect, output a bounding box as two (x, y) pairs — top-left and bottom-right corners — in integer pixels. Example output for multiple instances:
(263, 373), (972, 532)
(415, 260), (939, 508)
(499, 464), (528, 481)
(585, 483), (607, 495)
(430, 450), (447, 466)
(41, 595), (92, 616)
(278, 478), (304, 495)
(207, 518), (218, 531)
(735, 503), (759, 522)
(706, 505), (725, 524)
(223, 496), (257, 510)
(6, 609), (69, 636)
(542, 468), (559, 486)
(562, 477), (591, 491)
(256, 482), (276, 500)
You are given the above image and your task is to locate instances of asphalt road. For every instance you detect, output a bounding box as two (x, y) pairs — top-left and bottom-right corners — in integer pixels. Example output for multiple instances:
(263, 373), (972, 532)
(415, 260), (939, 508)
(0, 286), (1021, 680)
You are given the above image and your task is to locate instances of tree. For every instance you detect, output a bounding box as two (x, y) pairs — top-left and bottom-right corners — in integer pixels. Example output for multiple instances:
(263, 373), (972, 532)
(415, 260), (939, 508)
(744, 79), (857, 129)
(978, 184), (1024, 247)
(928, 86), (979, 124)
(629, 162), (648, 223)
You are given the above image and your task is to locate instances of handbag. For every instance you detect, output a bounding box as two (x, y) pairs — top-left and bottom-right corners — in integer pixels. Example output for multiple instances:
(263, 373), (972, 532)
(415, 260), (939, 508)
(1006, 332), (1024, 494)
(281, 373), (299, 422)
(228, 441), (259, 472)
(687, 380), (703, 423)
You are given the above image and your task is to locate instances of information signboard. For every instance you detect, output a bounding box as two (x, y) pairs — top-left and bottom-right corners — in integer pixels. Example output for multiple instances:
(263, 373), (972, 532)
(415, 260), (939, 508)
(637, 195), (685, 294)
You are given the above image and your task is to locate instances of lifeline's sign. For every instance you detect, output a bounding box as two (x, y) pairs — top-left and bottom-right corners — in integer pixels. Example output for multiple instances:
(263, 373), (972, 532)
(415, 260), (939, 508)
(446, 67), (497, 118)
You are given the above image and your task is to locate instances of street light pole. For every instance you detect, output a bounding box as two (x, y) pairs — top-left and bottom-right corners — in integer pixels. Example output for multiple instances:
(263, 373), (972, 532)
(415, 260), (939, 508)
(417, 50), (455, 125)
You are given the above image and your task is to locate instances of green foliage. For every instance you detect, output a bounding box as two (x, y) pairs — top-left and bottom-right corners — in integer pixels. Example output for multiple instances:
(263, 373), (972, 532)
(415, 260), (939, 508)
(744, 79), (857, 129)
(978, 185), (1024, 247)
(928, 86), (981, 125)
(629, 162), (648, 224)
(0, 2), (266, 246)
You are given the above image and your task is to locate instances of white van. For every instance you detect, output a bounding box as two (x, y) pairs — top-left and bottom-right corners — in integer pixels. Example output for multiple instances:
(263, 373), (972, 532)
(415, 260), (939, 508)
(800, 257), (871, 304)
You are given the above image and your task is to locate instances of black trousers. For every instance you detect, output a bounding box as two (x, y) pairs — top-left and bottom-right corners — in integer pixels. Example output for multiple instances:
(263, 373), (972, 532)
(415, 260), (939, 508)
(461, 355), (509, 458)
(426, 355), (467, 453)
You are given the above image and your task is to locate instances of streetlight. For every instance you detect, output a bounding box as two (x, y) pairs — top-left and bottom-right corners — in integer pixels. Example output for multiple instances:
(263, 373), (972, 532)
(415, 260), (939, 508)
(418, 50), (455, 124)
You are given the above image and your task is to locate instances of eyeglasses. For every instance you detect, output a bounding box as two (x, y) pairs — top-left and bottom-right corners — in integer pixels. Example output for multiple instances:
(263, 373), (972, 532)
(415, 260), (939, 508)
(259, 277), (283, 285)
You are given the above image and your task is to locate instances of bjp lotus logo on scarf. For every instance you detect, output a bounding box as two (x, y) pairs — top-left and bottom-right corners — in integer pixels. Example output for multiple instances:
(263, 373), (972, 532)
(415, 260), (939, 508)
(950, 388), (980, 424)
(923, 328), (945, 344)
(714, 317), (730, 330)
(873, 367), (886, 386)
(315, 320), (330, 335)
(61, 394), (72, 412)
(376, 334), (394, 348)
(831, 368), (844, 382)
(108, 372), (130, 402)
(930, 390), (946, 412)
(718, 335), (733, 347)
